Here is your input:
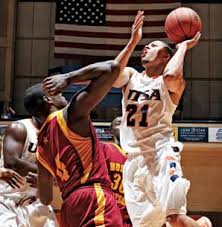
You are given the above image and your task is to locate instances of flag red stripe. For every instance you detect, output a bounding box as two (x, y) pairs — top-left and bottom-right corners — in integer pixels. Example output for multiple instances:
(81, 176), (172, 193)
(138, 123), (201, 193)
(107, 0), (180, 3)
(55, 30), (167, 39)
(55, 41), (175, 50)
(106, 21), (165, 27)
(106, 9), (174, 15)
(55, 42), (145, 50)
(56, 20), (166, 29)
(54, 53), (141, 61)
(55, 30), (131, 38)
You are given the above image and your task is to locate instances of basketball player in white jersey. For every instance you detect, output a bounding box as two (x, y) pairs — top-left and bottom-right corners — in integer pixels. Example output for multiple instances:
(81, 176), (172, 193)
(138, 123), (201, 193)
(113, 11), (212, 227)
(0, 84), (66, 226)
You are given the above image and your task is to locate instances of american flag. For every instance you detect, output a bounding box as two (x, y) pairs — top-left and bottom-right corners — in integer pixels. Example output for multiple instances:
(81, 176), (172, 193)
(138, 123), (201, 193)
(55, 0), (181, 60)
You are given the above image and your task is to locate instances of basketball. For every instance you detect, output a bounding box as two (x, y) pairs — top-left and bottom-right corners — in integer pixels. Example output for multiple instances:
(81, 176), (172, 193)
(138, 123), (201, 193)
(165, 7), (202, 44)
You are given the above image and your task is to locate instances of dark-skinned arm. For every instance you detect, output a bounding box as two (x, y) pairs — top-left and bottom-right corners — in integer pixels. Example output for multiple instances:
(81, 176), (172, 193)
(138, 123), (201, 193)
(43, 60), (119, 95)
(3, 122), (37, 176)
(43, 60), (120, 116)
(43, 60), (120, 137)
(37, 160), (53, 205)
(66, 60), (120, 137)
(0, 167), (25, 188)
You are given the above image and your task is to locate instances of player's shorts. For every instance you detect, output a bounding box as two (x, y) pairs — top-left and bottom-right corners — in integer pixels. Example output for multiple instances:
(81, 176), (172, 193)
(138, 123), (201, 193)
(60, 183), (123, 227)
(122, 214), (132, 227)
(123, 141), (190, 227)
(123, 221), (133, 227)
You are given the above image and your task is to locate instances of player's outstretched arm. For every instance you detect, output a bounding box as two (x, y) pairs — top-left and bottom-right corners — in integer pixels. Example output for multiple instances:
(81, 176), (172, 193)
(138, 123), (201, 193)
(63, 61), (119, 137)
(115, 10), (144, 72)
(43, 61), (117, 96)
(163, 32), (201, 95)
(113, 11), (144, 88)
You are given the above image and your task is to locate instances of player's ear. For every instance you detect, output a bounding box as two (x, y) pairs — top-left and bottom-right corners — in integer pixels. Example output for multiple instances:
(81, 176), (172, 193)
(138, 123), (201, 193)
(160, 50), (171, 62)
(165, 53), (171, 62)
(43, 95), (53, 104)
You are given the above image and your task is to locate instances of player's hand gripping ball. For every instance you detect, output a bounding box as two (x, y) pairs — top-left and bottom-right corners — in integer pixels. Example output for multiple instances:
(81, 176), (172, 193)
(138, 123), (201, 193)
(165, 7), (202, 44)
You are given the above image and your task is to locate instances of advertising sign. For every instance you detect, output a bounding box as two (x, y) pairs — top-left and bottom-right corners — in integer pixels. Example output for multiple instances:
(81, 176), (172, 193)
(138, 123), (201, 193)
(178, 127), (208, 142)
(208, 128), (222, 143)
(95, 126), (112, 141)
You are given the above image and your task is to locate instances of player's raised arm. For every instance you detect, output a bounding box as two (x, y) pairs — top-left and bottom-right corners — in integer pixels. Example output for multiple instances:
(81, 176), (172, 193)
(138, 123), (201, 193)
(66, 61), (119, 131)
(113, 11), (144, 88)
(43, 60), (118, 95)
(42, 60), (119, 137)
(163, 32), (201, 92)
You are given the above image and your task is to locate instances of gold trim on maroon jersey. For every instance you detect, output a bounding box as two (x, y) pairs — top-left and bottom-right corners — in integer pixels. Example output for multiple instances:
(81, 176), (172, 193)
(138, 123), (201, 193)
(36, 147), (55, 177)
(94, 183), (106, 226)
(56, 110), (93, 184)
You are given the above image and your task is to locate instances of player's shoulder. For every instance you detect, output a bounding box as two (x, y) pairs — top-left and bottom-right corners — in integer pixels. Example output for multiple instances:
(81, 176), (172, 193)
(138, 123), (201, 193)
(113, 66), (139, 89)
(100, 141), (115, 152)
(103, 142), (127, 157)
(100, 141), (111, 149)
(17, 118), (37, 131)
(8, 120), (28, 132)
(4, 120), (27, 140)
(125, 67), (138, 77)
(39, 110), (61, 133)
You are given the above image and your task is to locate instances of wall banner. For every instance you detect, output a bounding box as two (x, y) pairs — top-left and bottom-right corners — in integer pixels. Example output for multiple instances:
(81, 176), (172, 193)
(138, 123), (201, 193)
(95, 126), (112, 141)
(178, 127), (208, 142)
(208, 128), (222, 143)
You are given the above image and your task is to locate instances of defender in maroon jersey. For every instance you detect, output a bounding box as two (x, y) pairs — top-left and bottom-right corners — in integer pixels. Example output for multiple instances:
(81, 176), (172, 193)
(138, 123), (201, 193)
(34, 61), (123, 226)
(101, 116), (132, 227)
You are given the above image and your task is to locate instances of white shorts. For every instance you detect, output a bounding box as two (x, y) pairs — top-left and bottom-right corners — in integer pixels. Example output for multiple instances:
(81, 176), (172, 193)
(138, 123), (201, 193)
(0, 196), (59, 227)
(123, 141), (190, 227)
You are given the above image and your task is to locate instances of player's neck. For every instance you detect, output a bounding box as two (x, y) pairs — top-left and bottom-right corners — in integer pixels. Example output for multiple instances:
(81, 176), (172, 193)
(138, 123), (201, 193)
(144, 65), (164, 78)
(113, 137), (121, 147)
(50, 106), (60, 114)
(32, 116), (43, 129)
(143, 69), (161, 78)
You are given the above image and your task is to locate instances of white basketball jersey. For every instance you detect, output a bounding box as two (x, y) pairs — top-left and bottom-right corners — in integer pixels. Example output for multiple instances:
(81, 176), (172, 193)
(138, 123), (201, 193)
(0, 119), (38, 203)
(120, 71), (177, 156)
(17, 118), (38, 163)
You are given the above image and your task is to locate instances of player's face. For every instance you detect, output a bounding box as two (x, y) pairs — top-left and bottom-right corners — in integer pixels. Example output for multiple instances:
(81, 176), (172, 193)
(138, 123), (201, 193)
(51, 93), (68, 109)
(141, 41), (167, 65)
(111, 117), (122, 139)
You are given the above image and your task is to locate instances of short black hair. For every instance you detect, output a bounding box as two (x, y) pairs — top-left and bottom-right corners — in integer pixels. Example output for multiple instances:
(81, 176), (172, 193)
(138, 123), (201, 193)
(24, 83), (46, 116)
(163, 45), (173, 58)
(110, 116), (122, 131)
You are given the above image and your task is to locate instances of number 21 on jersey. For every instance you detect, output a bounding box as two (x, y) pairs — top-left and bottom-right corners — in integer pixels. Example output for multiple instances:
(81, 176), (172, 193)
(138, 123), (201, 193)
(126, 104), (149, 127)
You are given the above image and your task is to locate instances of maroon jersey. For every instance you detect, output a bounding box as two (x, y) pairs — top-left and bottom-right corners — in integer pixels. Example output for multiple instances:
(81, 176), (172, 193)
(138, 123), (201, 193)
(101, 142), (132, 226)
(37, 110), (111, 199)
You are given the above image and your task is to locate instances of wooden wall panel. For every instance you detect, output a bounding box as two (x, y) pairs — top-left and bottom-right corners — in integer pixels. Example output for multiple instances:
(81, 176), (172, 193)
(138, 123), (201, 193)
(0, 0), (16, 102)
(182, 143), (222, 212)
